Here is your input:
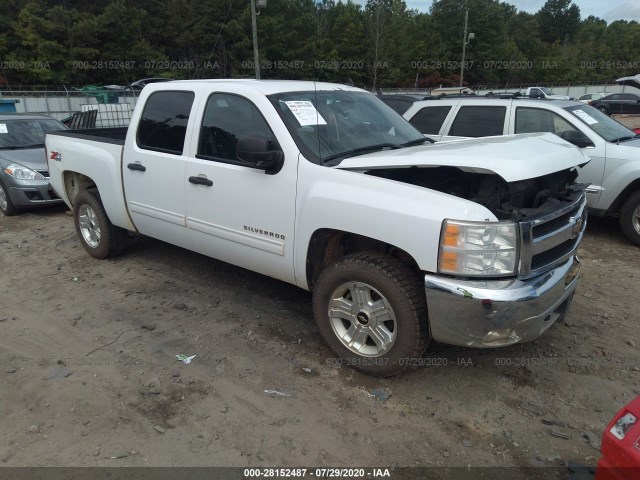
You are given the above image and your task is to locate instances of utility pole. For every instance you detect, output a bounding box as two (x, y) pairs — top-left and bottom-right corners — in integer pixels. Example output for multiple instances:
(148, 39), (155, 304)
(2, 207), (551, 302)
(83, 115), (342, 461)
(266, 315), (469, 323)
(459, 9), (474, 88)
(251, 0), (260, 79)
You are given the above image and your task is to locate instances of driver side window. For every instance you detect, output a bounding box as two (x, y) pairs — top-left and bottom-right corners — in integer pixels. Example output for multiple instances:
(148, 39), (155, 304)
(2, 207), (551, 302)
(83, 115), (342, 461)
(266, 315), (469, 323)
(197, 93), (278, 164)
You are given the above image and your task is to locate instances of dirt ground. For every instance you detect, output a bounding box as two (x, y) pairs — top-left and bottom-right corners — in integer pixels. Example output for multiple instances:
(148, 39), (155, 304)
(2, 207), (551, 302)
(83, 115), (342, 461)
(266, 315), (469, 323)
(1, 122), (639, 476)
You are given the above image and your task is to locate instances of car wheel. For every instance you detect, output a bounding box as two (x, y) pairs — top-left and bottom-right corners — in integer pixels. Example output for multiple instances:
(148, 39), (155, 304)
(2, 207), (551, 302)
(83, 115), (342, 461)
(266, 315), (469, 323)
(312, 252), (429, 377)
(73, 188), (127, 259)
(0, 179), (17, 216)
(597, 106), (609, 115)
(619, 191), (640, 246)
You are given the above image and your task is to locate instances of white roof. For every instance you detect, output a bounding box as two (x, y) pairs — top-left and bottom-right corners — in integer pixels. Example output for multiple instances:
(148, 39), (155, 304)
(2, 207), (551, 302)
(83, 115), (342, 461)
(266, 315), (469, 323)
(161, 79), (364, 95)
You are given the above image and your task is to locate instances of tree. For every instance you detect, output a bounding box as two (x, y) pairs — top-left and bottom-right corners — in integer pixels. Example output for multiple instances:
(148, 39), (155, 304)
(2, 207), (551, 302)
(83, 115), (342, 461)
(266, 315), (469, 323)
(536, 0), (580, 44)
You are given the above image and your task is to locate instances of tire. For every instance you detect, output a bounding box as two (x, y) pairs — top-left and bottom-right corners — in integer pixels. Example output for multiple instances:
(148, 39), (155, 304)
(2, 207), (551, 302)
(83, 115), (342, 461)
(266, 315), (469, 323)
(312, 252), (429, 377)
(619, 190), (640, 246)
(73, 188), (127, 259)
(597, 105), (609, 115)
(0, 179), (17, 216)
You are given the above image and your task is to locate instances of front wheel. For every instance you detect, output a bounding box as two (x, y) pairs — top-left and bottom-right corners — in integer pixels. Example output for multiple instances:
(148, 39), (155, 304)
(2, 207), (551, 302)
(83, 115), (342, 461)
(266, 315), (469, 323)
(0, 179), (17, 216)
(312, 253), (430, 377)
(619, 191), (640, 246)
(597, 106), (609, 115)
(73, 189), (127, 259)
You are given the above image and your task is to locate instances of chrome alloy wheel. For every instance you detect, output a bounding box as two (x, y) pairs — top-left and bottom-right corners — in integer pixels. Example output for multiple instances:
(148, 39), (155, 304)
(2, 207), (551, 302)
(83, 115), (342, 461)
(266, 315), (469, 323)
(0, 185), (7, 212)
(633, 205), (640, 235)
(78, 204), (101, 248)
(328, 281), (397, 356)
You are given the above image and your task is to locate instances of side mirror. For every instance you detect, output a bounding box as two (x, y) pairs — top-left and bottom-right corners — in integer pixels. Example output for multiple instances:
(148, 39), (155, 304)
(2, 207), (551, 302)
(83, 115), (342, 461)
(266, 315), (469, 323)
(236, 136), (284, 175)
(560, 130), (594, 148)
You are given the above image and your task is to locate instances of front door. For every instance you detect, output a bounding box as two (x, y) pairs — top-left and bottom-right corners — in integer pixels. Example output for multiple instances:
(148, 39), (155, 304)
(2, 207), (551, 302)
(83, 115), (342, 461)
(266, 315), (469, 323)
(184, 92), (298, 283)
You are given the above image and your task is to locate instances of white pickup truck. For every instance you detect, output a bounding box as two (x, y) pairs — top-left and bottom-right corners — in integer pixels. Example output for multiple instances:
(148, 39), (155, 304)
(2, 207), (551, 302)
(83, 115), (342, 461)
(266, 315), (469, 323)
(47, 80), (589, 376)
(525, 87), (571, 100)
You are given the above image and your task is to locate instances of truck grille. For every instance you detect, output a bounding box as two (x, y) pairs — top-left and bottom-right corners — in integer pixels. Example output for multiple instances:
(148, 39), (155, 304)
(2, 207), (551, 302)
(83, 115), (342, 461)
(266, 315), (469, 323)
(518, 192), (586, 278)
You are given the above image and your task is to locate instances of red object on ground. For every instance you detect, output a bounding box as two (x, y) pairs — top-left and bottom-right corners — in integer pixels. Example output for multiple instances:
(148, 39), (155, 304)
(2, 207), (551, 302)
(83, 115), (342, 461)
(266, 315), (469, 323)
(595, 395), (640, 480)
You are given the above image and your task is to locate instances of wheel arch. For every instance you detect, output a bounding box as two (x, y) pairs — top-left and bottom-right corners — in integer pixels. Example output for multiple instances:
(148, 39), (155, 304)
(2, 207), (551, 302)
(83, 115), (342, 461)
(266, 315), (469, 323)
(305, 228), (422, 290)
(605, 178), (640, 216)
(63, 171), (97, 207)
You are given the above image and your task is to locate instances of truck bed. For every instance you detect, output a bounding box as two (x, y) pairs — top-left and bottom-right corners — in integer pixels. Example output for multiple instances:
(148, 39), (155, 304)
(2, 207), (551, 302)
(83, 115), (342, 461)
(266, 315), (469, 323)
(49, 127), (127, 145)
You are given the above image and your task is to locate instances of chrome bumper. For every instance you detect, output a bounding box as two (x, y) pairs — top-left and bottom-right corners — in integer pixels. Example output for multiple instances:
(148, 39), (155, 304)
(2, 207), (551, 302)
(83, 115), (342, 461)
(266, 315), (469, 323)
(424, 256), (581, 347)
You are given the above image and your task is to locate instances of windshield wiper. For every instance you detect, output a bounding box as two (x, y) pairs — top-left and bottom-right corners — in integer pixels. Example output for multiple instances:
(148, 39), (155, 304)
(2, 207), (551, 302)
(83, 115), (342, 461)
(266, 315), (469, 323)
(321, 143), (400, 164)
(401, 137), (435, 146)
(613, 136), (637, 143)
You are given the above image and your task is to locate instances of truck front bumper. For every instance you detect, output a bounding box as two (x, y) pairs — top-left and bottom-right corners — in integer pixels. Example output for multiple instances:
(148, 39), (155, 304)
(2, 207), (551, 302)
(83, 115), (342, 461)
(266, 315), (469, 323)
(424, 256), (580, 347)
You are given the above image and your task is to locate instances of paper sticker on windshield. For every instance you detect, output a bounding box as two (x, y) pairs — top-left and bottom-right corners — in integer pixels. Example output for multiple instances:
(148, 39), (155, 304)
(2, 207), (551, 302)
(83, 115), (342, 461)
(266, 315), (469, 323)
(573, 110), (598, 125)
(0, 124), (7, 134)
(284, 101), (327, 126)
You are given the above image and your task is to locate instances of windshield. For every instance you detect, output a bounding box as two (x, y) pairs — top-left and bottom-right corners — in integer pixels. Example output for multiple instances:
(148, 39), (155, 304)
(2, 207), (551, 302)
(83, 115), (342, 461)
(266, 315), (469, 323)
(268, 90), (425, 164)
(540, 87), (553, 95)
(0, 118), (68, 149)
(565, 105), (636, 142)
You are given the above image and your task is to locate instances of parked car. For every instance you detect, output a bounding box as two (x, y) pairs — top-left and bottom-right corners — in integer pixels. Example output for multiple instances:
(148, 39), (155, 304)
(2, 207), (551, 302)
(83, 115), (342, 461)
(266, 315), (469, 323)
(403, 96), (640, 244)
(591, 93), (640, 115)
(596, 395), (640, 480)
(376, 94), (429, 114)
(577, 92), (608, 104)
(46, 80), (588, 376)
(0, 113), (67, 216)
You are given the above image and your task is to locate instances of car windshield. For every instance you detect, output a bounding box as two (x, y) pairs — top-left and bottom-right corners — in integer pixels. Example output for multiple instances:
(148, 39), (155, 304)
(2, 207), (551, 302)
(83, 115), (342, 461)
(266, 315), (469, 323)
(0, 118), (67, 149)
(565, 105), (636, 142)
(268, 90), (426, 164)
(540, 87), (553, 95)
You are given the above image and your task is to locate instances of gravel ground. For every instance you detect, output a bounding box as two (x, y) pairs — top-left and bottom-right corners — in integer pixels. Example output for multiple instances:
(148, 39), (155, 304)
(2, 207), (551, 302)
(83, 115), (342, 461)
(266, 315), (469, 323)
(1, 119), (639, 477)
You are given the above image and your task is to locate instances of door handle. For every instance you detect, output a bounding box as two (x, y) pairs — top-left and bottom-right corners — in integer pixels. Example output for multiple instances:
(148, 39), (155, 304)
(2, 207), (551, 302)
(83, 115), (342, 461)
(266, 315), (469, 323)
(127, 163), (146, 172)
(188, 176), (213, 186)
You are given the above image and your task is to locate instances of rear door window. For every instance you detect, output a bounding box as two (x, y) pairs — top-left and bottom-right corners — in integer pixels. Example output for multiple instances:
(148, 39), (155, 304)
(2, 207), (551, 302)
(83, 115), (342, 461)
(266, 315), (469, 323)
(137, 91), (195, 155)
(449, 106), (506, 137)
(409, 106), (452, 135)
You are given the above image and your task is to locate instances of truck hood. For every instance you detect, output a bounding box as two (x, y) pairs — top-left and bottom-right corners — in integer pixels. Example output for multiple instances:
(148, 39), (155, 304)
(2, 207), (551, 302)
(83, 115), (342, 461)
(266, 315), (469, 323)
(336, 133), (589, 182)
(0, 147), (47, 171)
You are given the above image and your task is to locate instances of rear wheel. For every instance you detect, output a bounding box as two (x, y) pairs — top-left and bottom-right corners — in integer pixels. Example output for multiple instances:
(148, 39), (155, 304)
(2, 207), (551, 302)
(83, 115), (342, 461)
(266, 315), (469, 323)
(0, 179), (17, 216)
(619, 191), (640, 246)
(73, 189), (127, 259)
(312, 253), (429, 377)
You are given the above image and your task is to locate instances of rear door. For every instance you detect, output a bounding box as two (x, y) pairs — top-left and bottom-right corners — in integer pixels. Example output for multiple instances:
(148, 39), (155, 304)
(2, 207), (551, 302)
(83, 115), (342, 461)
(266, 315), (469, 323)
(405, 104), (454, 141)
(122, 90), (195, 247)
(183, 91), (298, 283)
(441, 103), (510, 141)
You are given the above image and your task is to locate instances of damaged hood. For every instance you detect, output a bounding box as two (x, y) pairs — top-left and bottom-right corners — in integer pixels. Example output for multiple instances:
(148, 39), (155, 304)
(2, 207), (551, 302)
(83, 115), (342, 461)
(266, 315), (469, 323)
(336, 132), (590, 182)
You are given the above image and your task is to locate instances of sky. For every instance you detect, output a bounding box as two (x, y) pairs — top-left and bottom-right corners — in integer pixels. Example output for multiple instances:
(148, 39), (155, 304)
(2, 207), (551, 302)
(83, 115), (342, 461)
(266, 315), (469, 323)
(415, 0), (640, 23)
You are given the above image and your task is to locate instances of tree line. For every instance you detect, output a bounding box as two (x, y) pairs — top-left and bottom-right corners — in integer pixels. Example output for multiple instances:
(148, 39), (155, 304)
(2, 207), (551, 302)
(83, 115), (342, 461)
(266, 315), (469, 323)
(0, 0), (638, 89)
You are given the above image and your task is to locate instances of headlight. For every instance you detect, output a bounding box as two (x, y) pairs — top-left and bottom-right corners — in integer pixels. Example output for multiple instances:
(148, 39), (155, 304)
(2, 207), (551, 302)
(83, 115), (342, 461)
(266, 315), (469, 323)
(4, 164), (45, 180)
(438, 219), (519, 277)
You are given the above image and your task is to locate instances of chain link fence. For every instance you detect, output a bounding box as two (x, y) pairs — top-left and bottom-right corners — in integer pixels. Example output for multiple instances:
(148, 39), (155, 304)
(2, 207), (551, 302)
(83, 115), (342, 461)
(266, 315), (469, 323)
(0, 86), (140, 128)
